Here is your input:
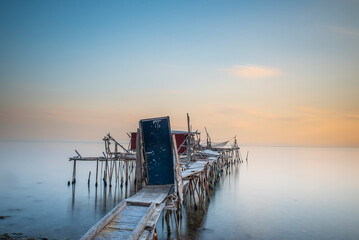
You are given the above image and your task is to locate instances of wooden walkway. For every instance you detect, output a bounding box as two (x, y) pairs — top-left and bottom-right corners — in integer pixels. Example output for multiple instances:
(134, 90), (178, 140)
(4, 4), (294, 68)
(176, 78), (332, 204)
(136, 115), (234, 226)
(80, 185), (171, 240)
(79, 154), (238, 240)
(75, 116), (242, 240)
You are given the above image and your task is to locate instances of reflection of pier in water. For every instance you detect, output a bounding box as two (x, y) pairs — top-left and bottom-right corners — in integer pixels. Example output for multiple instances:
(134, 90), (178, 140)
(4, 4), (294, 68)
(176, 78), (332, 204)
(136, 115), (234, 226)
(70, 167), (137, 214)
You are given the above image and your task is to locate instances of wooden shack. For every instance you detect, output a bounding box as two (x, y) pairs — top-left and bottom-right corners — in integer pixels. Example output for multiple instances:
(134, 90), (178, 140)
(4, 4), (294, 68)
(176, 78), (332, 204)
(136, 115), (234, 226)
(130, 130), (195, 154)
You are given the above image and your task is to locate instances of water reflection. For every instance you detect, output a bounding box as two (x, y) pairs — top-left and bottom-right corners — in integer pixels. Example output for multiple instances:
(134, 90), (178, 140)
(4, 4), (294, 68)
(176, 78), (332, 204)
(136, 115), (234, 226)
(1, 143), (359, 240)
(156, 148), (359, 240)
(69, 170), (136, 217)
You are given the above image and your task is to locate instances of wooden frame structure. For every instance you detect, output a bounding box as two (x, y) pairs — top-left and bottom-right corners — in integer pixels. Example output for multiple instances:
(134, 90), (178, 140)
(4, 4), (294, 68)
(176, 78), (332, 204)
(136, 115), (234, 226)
(70, 114), (244, 240)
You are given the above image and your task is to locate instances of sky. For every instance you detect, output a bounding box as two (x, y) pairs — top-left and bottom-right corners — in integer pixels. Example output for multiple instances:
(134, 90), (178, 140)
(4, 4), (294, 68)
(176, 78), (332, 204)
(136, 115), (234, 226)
(0, 0), (358, 147)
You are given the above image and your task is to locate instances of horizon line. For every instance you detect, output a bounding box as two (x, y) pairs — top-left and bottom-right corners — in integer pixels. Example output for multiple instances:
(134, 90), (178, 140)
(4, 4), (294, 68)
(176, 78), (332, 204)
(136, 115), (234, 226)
(0, 139), (358, 149)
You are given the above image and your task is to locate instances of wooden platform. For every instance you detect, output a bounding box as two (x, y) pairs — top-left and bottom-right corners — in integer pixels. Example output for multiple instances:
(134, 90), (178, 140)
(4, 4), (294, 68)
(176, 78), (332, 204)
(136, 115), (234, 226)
(127, 185), (172, 204)
(181, 160), (208, 179)
(80, 185), (171, 240)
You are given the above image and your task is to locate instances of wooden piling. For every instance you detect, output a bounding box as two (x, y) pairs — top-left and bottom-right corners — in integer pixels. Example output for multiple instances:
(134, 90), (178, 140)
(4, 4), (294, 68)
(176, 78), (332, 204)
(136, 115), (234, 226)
(72, 160), (76, 184)
(103, 153), (108, 186)
(109, 161), (114, 187)
(95, 159), (99, 187)
(165, 210), (171, 234)
(193, 178), (204, 210)
(114, 160), (118, 183)
(204, 166), (210, 199)
(117, 161), (120, 183)
(125, 160), (129, 185)
(174, 210), (181, 240)
(189, 181), (197, 209)
(135, 128), (143, 192)
(88, 171), (91, 185)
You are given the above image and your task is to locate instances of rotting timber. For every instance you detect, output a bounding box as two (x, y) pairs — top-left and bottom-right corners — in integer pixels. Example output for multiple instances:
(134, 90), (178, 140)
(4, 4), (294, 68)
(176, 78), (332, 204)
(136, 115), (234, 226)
(70, 115), (244, 240)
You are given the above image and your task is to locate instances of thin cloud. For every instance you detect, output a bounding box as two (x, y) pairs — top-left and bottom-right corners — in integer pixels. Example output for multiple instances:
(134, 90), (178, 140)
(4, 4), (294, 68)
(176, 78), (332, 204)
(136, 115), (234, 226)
(327, 26), (359, 37)
(226, 65), (282, 79)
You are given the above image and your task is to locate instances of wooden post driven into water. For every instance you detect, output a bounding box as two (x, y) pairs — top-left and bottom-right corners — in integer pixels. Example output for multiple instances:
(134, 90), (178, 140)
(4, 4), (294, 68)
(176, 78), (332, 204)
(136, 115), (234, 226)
(72, 160), (76, 184)
(103, 152), (108, 186)
(135, 128), (143, 192)
(125, 160), (129, 185)
(72, 150), (83, 184)
(88, 171), (91, 185)
(95, 159), (99, 187)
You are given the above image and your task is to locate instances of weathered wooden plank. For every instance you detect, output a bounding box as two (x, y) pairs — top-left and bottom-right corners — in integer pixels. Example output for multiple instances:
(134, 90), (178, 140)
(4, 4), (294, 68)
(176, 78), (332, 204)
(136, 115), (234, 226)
(94, 229), (131, 240)
(138, 230), (151, 240)
(126, 185), (171, 204)
(80, 200), (127, 240)
(181, 160), (209, 179)
(111, 215), (140, 224)
(128, 203), (156, 240)
(118, 205), (148, 217)
(145, 203), (165, 230)
(105, 221), (137, 231)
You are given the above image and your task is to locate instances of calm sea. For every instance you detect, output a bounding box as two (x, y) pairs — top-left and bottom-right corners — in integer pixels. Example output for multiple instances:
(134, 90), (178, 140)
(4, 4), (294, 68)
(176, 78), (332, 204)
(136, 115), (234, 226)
(0, 142), (358, 240)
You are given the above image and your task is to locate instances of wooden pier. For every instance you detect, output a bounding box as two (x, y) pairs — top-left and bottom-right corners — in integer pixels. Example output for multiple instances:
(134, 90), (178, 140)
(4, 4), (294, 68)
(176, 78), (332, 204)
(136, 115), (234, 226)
(71, 115), (243, 240)
(80, 185), (170, 240)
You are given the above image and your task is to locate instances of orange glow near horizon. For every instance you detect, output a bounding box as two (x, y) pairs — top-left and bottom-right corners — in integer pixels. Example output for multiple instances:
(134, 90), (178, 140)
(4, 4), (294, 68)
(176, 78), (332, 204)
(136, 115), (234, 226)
(0, 1), (358, 147)
(1, 102), (358, 147)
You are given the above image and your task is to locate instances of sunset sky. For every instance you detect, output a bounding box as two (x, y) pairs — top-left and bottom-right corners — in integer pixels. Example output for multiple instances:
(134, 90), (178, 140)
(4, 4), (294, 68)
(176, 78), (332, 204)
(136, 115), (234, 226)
(0, 0), (358, 147)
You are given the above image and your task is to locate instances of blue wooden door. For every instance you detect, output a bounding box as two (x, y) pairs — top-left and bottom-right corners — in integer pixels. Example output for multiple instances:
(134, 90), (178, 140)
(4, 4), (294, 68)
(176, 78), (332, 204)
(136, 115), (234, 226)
(140, 116), (174, 185)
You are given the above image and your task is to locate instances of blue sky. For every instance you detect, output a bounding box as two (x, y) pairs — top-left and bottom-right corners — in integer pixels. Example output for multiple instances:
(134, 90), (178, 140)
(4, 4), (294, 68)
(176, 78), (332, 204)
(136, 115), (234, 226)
(0, 0), (358, 146)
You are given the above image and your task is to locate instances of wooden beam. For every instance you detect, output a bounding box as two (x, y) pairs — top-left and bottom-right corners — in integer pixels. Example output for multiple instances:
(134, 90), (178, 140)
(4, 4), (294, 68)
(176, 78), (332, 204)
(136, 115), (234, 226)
(128, 203), (156, 240)
(80, 200), (127, 240)
(135, 128), (143, 192)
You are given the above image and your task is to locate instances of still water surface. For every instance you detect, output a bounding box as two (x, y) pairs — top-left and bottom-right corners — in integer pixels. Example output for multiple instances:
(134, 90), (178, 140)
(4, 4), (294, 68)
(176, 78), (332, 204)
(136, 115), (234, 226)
(0, 142), (358, 240)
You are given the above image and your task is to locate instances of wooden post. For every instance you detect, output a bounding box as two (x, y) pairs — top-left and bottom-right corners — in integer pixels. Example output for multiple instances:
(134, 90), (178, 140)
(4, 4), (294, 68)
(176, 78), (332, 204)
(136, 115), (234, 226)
(103, 152), (108, 186)
(72, 160), (76, 184)
(165, 210), (171, 235)
(100, 160), (103, 185)
(95, 159), (99, 187)
(189, 180), (197, 209)
(174, 210), (181, 240)
(117, 161), (121, 183)
(88, 171), (91, 185)
(125, 160), (129, 185)
(109, 160), (114, 187)
(135, 128), (143, 192)
(114, 160), (118, 183)
(172, 135), (183, 203)
(114, 144), (118, 183)
(120, 161), (124, 187)
(186, 113), (191, 164)
(193, 178), (203, 207)
(204, 166), (210, 200)
(154, 228), (158, 240)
